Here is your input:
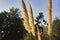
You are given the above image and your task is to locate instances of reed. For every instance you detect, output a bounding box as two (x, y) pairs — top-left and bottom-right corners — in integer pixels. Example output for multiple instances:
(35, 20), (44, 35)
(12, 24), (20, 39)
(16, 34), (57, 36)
(48, 0), (52, 40)
(22, 0), (30, 33)
(29, 3), (36, 36)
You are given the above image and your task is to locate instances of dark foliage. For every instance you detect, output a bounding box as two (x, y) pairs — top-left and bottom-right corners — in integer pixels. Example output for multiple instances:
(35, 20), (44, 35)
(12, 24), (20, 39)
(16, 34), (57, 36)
(0, 8), (25, 40)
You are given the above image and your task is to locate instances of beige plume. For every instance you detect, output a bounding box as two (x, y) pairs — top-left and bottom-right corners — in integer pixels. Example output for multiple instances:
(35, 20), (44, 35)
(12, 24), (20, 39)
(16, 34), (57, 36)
(37, 26), (41, 40)
(29, 3), (36, 36)
(48, 0), (52, 40)
(22, 0), (30, 33)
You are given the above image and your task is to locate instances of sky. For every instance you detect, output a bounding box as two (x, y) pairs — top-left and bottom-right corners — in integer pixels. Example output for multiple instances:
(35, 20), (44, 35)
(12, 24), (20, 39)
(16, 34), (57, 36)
(0, 0), (60, 21)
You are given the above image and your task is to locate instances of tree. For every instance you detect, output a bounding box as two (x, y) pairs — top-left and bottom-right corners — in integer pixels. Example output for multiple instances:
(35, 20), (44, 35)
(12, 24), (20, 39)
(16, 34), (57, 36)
(35, 12), (47, 34)
(52, 17), (60, 40)
(0, 8), (24, 40)
(35, 12), (48, 40)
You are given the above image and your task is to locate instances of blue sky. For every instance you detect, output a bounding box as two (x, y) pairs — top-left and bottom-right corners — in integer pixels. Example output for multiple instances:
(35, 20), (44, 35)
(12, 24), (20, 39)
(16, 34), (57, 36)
(0, 0), (60, 21)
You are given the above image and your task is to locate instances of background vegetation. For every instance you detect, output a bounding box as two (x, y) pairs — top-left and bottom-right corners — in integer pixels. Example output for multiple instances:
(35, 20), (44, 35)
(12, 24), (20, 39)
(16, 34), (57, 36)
(0, 8), (60, 40)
